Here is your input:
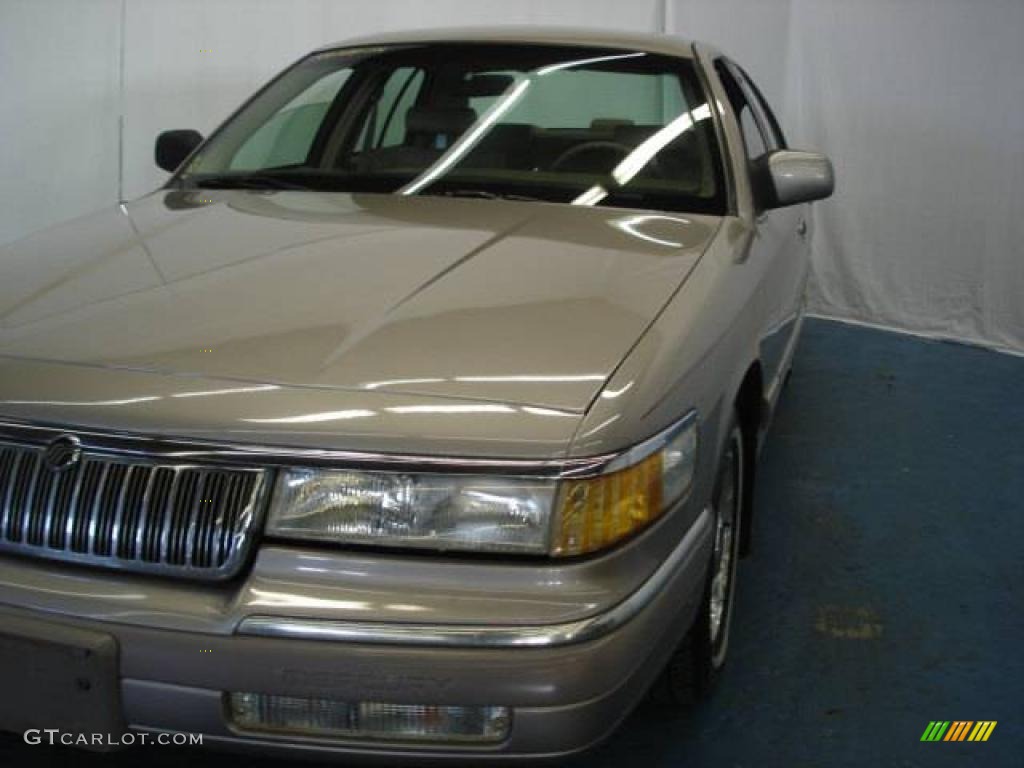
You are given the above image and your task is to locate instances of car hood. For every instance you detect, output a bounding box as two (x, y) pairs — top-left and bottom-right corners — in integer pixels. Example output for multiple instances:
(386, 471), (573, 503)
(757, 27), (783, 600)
(0, 190), (719, 415)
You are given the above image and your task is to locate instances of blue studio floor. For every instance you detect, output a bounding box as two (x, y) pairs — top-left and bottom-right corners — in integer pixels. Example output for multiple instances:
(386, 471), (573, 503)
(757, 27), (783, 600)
(574, 318), (1024, 767)
(3, 318), (1022, 767)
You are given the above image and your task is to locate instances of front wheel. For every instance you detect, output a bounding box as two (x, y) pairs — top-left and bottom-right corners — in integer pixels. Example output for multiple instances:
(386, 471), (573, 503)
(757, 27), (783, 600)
(655, 415), (744, 702)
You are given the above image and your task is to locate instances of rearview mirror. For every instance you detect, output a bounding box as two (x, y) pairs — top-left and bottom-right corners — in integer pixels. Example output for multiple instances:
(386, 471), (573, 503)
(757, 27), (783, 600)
(753, 150), (834, 209)
(155, 129), (203, 173)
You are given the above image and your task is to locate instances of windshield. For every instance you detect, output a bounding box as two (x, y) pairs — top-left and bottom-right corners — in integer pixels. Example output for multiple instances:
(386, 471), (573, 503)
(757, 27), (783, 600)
(175, 43), (726, 214)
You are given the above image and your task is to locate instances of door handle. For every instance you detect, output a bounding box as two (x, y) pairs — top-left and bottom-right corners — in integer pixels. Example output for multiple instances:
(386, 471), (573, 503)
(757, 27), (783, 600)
(797, 220), (808, 237)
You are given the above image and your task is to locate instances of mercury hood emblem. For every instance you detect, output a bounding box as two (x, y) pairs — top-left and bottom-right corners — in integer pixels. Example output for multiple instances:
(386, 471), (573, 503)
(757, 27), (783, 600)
(43, 435), (82, 473)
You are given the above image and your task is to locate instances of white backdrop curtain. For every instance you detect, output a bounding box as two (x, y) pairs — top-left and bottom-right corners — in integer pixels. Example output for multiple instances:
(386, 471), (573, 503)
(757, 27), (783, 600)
(784, 0), (1024, 355)
(2, 0), (1021, 353)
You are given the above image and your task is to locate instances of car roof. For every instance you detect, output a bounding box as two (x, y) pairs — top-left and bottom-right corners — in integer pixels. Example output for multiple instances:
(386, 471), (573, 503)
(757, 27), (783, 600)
(316, 26), (698, 60)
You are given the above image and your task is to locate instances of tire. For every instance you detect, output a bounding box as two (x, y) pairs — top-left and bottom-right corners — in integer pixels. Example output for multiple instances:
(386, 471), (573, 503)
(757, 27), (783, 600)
(653, 414), (745, 703)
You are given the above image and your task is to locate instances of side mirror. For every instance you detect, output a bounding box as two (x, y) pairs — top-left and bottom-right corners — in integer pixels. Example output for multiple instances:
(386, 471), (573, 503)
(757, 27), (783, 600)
(753, 149), (834, 209)
(155, 129), (203, 173)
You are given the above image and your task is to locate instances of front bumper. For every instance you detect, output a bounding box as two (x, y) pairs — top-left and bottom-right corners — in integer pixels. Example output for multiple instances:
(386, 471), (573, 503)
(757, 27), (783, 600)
(0, 509), (710, 762)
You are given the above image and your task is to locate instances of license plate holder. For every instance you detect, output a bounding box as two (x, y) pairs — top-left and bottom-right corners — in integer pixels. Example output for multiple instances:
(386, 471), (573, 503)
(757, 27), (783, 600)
(0, 614), (125, 743)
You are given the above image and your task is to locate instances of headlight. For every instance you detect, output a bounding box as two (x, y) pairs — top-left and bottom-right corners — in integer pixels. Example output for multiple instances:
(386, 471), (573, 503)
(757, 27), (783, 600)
(268, 469), (556, 554)
(266, 411), (697, 556)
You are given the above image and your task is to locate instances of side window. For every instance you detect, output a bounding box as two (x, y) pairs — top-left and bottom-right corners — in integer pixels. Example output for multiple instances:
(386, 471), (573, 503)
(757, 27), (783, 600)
(715, 60), (767, 162)
(739, 106), (768, 158)
(357, 67), (425, 150)
(733, 64), (786, 151)
(230, 68), (351, 170)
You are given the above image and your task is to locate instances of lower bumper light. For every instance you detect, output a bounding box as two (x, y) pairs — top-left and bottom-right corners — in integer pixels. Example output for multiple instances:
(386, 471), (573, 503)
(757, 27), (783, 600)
(227, 692), (510, 744)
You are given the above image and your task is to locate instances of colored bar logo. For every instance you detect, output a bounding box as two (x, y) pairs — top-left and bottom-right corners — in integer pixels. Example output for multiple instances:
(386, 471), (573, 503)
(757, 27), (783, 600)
(921, 721), (997, 742)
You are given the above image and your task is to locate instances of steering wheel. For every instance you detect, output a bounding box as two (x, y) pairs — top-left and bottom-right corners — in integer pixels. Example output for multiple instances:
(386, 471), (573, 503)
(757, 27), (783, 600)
(550, 140), (664, 178)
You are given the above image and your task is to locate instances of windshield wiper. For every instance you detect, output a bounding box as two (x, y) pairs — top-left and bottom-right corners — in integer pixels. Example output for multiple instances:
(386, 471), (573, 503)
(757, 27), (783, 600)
(185, 172), (313, 191)
(436, 188), (543, 203)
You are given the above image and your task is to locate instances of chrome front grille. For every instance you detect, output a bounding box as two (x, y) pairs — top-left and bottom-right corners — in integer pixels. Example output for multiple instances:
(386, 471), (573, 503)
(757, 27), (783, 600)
(0, 442), (268, 579)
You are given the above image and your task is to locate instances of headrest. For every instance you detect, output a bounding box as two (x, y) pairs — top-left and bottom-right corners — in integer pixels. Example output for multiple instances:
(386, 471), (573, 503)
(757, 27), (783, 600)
(406, 107), (477, 137)
(459, 74), (515, 98)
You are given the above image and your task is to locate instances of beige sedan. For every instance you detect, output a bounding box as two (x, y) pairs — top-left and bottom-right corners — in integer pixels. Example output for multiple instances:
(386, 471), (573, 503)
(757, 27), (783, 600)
(0, 26), (832, 762)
